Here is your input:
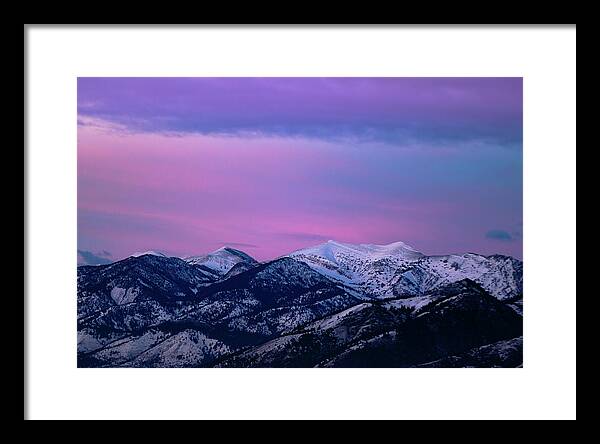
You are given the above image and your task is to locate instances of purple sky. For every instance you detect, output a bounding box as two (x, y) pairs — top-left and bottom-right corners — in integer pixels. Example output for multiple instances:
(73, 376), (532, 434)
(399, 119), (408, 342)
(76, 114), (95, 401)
(77, 77), (522, 262)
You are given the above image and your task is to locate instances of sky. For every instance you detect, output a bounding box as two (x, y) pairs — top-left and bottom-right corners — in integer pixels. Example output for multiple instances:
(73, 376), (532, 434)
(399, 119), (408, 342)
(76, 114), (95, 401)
(77, 77), (522, 263)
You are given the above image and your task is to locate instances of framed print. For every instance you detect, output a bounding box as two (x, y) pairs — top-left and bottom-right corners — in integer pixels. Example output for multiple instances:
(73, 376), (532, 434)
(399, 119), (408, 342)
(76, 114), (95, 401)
(25, 25), (576, 420)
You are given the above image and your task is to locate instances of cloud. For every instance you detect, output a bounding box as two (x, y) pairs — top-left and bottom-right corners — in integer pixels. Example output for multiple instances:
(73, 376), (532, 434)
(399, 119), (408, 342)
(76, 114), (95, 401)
(77, 77), (523, 147)
(77, 249), (112, 265)
(77, 115), (135, 135)
(485, 230), (513, 241)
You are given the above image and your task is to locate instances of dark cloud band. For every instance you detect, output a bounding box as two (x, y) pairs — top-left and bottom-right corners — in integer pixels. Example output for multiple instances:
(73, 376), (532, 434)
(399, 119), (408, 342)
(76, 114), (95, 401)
(78, 77), (523, 147)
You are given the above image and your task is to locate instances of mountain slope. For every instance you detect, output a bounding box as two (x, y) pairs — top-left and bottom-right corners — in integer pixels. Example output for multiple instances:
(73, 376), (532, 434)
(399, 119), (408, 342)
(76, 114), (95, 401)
(77, 254), (217, 319)
(289, 240), (423, 286)
(216, 302), (411, 368)
(320, 280), (523, 367)
(78, 256), (361, 367)
(289, 240), (522, 300)
(184, 246), (259, 275)
(78, 243), (524, 368)
(130, 250), (168, 258)
(180, 257), (362, 339)
(393, 253), (523, 301)
(417, 336), (523, 368)
(218, 279), (522, 368)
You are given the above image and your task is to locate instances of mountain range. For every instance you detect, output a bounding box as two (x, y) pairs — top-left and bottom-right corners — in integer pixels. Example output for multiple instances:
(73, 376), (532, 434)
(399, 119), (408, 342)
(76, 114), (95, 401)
(77, 241), (523, 367)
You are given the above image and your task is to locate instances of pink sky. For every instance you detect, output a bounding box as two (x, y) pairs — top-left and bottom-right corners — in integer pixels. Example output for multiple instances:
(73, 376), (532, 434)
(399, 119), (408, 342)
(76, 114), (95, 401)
(78, 78), (523, 263)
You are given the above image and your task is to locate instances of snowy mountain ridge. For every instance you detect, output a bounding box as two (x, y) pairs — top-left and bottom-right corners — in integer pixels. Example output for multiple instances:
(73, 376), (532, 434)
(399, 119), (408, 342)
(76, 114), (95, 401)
(77, 240), (523, 368)
(288, 240), (522, 300)
(87, 239), (522, 300)
(130, 250), (168, 258)
(183, 246), (259, 275)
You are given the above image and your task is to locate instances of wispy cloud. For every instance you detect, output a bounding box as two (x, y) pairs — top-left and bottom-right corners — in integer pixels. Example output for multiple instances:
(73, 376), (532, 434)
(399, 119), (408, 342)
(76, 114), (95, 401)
(485, 230), (514, 242)
(77, 115), (135, 135)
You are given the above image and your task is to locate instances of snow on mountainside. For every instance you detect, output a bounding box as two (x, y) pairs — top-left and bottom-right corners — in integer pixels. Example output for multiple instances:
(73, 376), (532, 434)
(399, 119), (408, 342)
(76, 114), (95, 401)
(130, 250), (168, 258)
(394, 253), (522, 301)
(184, 247), (258, 275)
(218, 279), (523, 368)
(417, 336), (523, 368)
(78, 241), (523, 367)
(317, 279), (523, 368)
(289, 240), (522, 300)
(78, 255), (363, 367)
(288, 240), (424, 287)
(77, 254), (218, 321)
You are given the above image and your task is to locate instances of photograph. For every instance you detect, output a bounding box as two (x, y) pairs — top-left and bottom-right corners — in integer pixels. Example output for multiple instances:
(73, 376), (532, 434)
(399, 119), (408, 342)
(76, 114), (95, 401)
(77, 77), (524, 368)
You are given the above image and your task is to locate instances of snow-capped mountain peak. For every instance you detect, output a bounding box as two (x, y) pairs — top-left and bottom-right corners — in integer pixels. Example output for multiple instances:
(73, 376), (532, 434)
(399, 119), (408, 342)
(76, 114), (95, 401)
(184, 246), (258, 275)
(294, 239), (423, 260)
(213, 246), (256, 262)
(357, 240), (422, 256)
(289, 240), (521, 300)
(287, 240), (424, 292)
(130, 250), (168, 258)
